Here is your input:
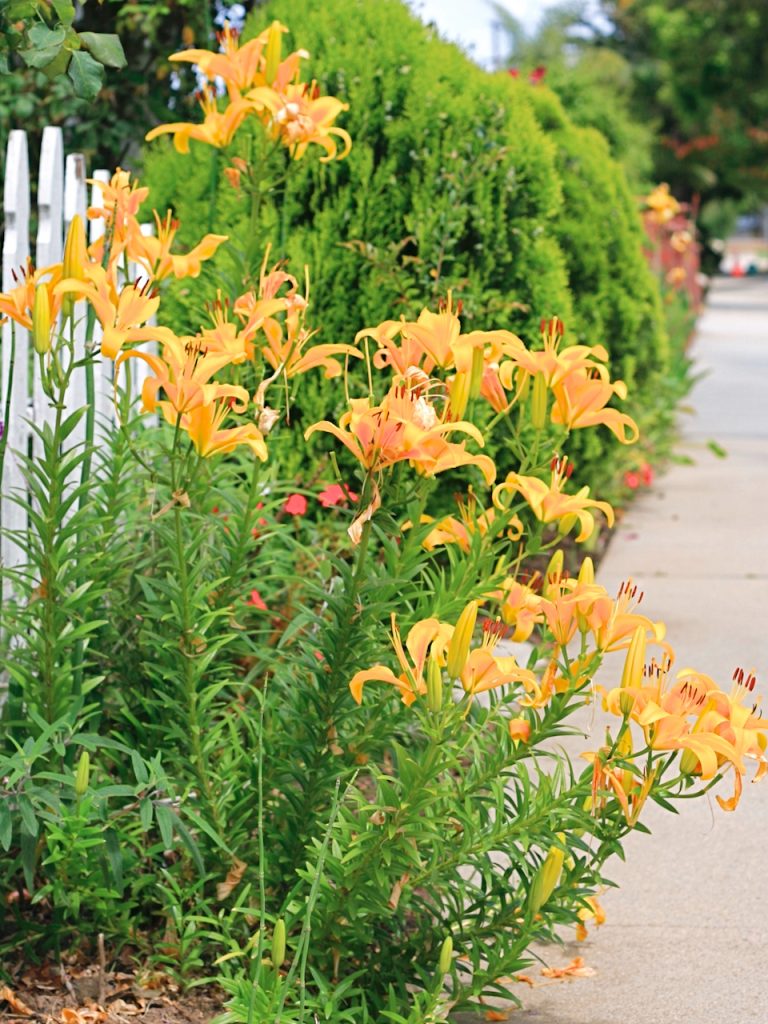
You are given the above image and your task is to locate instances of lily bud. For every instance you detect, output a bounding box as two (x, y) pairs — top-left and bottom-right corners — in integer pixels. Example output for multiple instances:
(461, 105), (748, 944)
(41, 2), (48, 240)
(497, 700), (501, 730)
(32, 285), (52, 355)
(271, 918), (286, 967)
(63, 214), (86, 280)
(449, 371), (471, 420)
(530, 371), (548, 430)
(517, 369), (531, 402)
(427, 650), (443, 713)
(74, 751), (90, 797)
(619, 626), (646, 714)
(578, 556), (594, 586)
(446, 601), (478, 680)
(264, 21), (283, 85)
(616, 729), (634, 793)
(529, 832), (565, 914)
(469, 345), (484, 399)
(438, 935), (453, 975)
(543, 549), (564, 598)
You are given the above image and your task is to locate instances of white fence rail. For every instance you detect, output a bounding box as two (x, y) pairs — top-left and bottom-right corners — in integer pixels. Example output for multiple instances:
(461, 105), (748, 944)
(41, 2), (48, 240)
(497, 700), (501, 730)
(1, 127), (154, 579)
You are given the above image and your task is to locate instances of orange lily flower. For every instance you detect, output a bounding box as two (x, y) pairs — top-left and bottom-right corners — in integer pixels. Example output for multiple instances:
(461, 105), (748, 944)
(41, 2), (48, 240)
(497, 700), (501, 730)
(358, 294), (523, 378)
(498, 317), (610, 392)
(145, 87), (252, 152)
(493, 455), (614, 543)
(167, 22), (275, 98)
(0, 260), (62, 332)
(417, 490), (521, 553)
(306, 382), (495, 483)
(249, 79), (351, 162)
(550, 370), (639, 444)
(459, 618), (536, 696)
(179, 399), (269, 461)
(116, 334), (245, 416)
(496, 576), (544, 643)
(349, 614), (453, 706)
(580, 578), (667, 655)
(127, 210), (227, 283)
(644, 183), (680, 224)
(56, 264), (172, 359)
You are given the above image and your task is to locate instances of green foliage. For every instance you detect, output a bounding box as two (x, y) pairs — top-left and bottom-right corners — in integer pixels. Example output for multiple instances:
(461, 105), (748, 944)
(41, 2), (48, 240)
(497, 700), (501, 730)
(0, 1), (125, 98)
(603, 0), (768, 205)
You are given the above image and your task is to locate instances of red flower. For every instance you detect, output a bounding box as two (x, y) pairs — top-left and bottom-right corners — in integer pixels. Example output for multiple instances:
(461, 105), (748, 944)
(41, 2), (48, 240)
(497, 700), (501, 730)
(247, 589), (267, 610)
(508, 67), (520, 78)
(283, 493), (308, 516)
(529, 65), (547, 85)
(623, 470), (641, 490)
(640, 462), (654, 486)
(317, 482), (358, 508)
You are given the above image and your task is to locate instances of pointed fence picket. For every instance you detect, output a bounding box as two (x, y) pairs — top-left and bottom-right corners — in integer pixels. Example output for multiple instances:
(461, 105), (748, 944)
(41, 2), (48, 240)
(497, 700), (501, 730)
(0, 127), (155, 585)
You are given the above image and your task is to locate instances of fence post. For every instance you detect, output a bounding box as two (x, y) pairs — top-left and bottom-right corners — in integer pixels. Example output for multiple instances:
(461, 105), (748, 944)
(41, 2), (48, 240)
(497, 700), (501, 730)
(1, 130), (32, 579)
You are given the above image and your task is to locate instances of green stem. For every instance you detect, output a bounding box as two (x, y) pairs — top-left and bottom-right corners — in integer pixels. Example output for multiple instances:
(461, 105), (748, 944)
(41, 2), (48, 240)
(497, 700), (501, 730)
(171, 503), (223, 836)
(207, 147), (221, 234)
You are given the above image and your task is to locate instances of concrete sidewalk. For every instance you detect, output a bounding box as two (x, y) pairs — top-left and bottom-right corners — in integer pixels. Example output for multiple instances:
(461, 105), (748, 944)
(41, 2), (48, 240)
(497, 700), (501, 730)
(512, 276), (768, 1023)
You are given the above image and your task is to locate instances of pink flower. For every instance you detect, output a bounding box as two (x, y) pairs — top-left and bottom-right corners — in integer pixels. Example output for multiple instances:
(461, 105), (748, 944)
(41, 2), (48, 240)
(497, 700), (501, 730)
(640, 462), (654, 486)
(508, 67), (520, 78)
(529, 65), (547, 85)
(283, 493), (308, 516)
(247, 589), (267, 610)
(623, 470), (641, 490)
(318, 483), (358, 507)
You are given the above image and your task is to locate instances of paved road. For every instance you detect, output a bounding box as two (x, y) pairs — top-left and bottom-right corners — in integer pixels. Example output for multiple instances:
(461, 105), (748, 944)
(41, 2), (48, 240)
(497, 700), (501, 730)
(486, 276), (768, 1024)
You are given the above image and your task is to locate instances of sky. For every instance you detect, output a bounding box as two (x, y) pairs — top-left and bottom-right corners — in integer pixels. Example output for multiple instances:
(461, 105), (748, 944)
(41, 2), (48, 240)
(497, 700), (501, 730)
(406, 0), (562, 68)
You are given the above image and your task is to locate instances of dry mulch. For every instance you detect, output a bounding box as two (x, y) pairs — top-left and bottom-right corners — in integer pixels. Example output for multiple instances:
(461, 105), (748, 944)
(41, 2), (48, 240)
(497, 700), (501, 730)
(0, 961), (223, 1024)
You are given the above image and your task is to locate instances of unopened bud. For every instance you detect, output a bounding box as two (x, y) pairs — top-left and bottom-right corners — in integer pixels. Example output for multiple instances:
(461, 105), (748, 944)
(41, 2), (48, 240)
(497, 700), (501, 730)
(32, 285), (52, 355)
(271, 918), (286, 967)
(543, 550), (564, 597)
(438, 935), (453, 975)
(446, 601), (478, 680)
(74, 751), (90, 796)
(427, 650), (443, 713)
(63, 214), (86, 281)
(529, 833), (565, 914)
(619, 626), (646, 714)
(469, 345), (484, 399)
(264, 21), (283, 85)
(449, 372), (470, 420)
(578, 556), (594, 586)
(530, 371), (548, 430)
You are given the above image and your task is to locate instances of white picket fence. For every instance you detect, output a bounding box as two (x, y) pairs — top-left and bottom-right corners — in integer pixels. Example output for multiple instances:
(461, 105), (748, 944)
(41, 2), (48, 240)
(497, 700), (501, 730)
(1, 126), (154, 578)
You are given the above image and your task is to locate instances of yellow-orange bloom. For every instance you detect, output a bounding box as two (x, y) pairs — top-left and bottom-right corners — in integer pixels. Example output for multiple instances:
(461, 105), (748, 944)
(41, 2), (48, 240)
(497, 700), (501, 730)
(145, 88), (252, 152)
(251, 80), (351, 162)
(128, 210), (227, 283)
(167, 22), (275, 98)
(116, 333), (244, 416)
(498, 317), (610, 392)
(56, 264), (170, 360)
(493, 455), (613, 543)
(496, 576), (544, 643)
(349, 614), (453, 706)
(644, 183), (680, 224)
(0, 260), (62, 333)
(550, 371), (639, 444)
(358, 293), (523, 381)
(180, 399), (268, 461)
(305, 382), (496, 484)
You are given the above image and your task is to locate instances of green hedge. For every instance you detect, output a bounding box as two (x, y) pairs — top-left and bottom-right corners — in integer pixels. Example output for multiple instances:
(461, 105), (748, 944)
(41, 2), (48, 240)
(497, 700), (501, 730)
(142, 0), (670, 495)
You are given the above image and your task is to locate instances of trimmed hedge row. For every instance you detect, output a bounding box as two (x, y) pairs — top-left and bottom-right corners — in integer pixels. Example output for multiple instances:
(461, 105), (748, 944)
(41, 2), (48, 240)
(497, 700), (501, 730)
(143, 0), (670, 494)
